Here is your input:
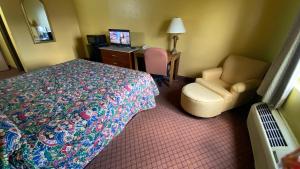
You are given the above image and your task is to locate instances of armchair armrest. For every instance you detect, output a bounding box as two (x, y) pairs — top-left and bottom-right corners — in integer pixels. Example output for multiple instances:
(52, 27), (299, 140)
(230, 79), (261, 93)
(201, 67), (223, 80)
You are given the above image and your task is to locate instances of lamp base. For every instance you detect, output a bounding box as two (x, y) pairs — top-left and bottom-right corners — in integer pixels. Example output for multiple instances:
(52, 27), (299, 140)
(171, 48), (177, 55)
(171, 35), (179, 54)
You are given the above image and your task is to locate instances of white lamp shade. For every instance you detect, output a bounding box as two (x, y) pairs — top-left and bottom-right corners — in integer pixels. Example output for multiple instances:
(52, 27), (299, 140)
(167, 17), (186, 34)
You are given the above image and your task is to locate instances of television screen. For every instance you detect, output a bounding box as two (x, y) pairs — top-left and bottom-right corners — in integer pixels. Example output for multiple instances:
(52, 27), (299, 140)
(109, 29), (130, 47)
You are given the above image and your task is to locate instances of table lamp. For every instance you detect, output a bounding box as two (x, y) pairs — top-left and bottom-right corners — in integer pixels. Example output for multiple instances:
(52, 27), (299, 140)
(167, 17), (186, 54)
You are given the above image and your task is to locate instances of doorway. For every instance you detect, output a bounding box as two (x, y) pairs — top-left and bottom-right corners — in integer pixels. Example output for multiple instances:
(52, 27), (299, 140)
(0, 8), (24, 80)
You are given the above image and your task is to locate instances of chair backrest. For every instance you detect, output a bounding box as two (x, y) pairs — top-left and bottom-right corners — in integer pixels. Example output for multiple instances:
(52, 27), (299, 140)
(221, 55), (269, 83)
(144, 48), (168, 76)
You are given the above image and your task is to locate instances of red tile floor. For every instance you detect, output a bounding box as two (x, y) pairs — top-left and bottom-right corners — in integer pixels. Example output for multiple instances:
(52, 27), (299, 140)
(85, 79), (254, 169)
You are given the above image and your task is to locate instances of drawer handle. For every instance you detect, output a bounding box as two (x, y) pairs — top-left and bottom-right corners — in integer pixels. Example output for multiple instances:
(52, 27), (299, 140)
(112, 55), (116, 57)
(113, 62), (118, 65)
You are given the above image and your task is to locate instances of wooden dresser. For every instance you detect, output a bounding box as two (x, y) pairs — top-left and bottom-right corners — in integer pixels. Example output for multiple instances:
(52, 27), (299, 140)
(100, 46), (138, 69)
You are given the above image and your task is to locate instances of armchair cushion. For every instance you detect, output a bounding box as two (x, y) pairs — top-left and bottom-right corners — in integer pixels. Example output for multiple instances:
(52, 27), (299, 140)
(221, 55), (269, 84)
(182, 83), (223, 102)
(202, 67), (223, 80)
(230, 79), (261, 93)
(196, 78), (232, 100)
(195, 78), (231, 89)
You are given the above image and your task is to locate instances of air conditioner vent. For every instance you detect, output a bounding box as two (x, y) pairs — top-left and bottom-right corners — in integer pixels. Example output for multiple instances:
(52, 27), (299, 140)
(257, 104), (288, 147)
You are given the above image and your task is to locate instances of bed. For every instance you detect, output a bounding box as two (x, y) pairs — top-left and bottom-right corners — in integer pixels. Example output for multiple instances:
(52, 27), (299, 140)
(0, 59), (159, 168)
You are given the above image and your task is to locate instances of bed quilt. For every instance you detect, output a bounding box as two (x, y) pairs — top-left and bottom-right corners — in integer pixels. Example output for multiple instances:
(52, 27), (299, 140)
(0, 59), (159, 168)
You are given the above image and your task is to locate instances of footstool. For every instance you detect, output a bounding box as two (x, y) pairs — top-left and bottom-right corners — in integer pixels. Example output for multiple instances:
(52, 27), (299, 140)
(181, 83), (224, 118)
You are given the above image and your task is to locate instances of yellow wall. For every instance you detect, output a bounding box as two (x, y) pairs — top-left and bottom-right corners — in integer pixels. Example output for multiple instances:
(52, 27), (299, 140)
(74, 0), (300, 77)
(280, 79), (300, 142)
(0, 0), (85, 72)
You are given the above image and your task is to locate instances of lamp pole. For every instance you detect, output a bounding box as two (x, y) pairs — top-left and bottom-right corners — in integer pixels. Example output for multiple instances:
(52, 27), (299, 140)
(171, 34), (179, 54)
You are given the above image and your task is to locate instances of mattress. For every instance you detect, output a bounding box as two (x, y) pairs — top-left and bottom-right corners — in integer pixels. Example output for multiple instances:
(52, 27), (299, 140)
(0, 59), (159, 168)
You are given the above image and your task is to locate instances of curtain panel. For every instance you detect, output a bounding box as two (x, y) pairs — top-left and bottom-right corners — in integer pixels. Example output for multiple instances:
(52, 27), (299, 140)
(257, 13), (300, 108)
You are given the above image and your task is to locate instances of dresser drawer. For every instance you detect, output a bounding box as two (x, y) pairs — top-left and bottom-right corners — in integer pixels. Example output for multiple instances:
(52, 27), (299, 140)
(101, 49), (133, 68)
(102, 56), (130, 68)
(101, 50), (130, 63)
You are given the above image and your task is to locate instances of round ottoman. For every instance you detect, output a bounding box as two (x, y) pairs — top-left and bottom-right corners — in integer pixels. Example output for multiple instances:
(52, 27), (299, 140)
(181, 83), (224, 118)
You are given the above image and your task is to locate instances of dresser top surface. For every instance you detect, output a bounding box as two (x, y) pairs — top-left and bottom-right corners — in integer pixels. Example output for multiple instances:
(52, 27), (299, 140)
(99, 46), (140, 53)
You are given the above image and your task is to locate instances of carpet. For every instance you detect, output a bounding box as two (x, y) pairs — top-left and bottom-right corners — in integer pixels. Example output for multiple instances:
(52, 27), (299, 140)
(86, 79), (254, 169)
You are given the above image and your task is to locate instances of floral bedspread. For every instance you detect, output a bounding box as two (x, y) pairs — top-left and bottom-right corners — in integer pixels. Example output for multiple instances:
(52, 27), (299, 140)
(0, 59), (159, 168)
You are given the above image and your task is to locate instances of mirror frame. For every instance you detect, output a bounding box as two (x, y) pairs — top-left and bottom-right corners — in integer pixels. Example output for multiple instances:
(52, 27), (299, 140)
(20, 0), (56, 44)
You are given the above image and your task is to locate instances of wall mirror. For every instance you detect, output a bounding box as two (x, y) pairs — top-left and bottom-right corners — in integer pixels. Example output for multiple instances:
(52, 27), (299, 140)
(21, 0), (55, 44)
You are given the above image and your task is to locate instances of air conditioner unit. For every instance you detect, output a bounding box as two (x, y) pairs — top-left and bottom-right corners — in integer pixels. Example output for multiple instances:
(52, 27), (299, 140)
(247, 103), (299, 169)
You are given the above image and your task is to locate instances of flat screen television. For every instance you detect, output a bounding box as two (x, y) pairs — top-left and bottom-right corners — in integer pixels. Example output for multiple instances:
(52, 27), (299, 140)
(109, 29), (131, 47)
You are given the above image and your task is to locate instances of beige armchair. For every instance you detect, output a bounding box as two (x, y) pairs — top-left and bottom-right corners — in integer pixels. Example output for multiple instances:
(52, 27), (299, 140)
(181, 55), (269, 118)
